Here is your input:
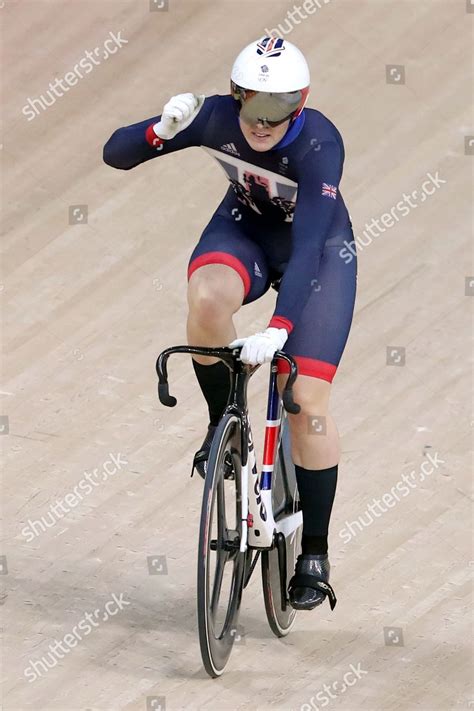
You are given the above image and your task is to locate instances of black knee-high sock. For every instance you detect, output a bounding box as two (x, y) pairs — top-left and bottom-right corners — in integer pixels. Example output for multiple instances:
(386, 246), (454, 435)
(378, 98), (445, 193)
(192, 359), (231, 426)
(295, 464), (338, 555)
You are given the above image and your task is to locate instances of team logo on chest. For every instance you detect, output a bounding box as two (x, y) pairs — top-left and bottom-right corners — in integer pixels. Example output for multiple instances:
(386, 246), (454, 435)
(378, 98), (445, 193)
(205, 147), (298, 222)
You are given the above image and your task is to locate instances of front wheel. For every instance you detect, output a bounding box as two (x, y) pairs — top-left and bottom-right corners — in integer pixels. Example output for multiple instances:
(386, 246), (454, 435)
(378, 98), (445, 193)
(197, 413), (246, 677)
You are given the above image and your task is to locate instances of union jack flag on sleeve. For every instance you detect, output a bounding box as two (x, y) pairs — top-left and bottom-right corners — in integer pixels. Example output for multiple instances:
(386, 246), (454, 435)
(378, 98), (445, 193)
(322, 182), (338, 200)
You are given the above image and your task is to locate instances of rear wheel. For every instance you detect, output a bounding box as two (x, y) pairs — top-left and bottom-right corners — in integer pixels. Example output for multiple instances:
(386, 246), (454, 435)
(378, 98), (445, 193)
(261, 410), (302, 637)
(197, 413), (246, 677)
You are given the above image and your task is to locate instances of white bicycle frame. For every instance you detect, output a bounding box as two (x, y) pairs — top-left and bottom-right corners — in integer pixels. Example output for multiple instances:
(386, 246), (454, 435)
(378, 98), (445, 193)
(239, 405), (302, 552)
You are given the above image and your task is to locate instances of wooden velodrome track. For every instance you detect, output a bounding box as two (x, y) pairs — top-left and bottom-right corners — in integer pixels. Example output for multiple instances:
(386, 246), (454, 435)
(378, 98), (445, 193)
(2, 0), (472, 708)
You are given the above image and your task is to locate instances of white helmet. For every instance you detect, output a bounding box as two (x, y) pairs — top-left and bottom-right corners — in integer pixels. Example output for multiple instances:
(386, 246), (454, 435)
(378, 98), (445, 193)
(231, 36), (310, 125)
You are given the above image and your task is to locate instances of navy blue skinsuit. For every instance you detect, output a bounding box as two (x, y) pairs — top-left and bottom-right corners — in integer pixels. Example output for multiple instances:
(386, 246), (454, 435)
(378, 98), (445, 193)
(103, 94), (357, 381)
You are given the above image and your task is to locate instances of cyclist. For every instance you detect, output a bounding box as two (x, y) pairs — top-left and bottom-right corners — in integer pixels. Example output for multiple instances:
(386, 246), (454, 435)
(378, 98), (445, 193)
(103, 36), (357, 612)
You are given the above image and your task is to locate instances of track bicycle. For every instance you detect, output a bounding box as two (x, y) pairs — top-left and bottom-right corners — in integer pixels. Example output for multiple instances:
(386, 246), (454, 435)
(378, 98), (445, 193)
(156, 345), (330, 677)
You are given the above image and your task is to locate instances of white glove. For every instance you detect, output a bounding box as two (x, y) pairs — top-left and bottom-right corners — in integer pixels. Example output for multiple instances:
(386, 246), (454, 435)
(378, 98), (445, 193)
(229, 328), (288, 365)
(153, 93), (205, 140)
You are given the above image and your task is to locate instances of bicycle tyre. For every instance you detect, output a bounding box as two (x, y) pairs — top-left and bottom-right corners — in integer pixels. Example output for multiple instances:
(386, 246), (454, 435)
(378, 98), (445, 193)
(197, 413), (246, 677)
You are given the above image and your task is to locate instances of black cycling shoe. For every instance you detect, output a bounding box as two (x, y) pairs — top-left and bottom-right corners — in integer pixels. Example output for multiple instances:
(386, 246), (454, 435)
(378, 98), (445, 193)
(191, 424), (217, 479)
(288, 554), (337, 611)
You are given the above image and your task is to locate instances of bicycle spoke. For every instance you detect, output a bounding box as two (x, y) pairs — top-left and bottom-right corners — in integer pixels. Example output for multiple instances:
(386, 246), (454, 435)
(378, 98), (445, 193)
(217, 477), (226, 538)
(210, 545), (227, 619)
